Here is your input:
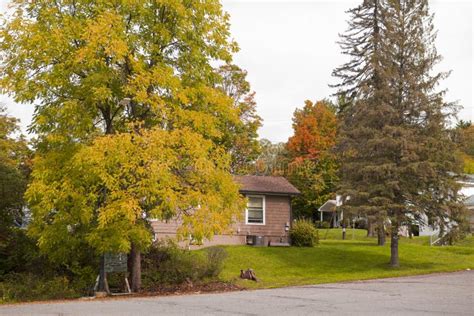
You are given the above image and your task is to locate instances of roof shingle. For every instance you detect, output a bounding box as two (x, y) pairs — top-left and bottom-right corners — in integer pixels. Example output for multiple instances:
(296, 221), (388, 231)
(233, 175), (300, 196)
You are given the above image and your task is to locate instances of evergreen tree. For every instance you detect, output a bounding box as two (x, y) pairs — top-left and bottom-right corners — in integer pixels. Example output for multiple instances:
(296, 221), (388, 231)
(333, 0), (391, 245)
(332, 0), (390, 100)
(334, 0), (465, 267)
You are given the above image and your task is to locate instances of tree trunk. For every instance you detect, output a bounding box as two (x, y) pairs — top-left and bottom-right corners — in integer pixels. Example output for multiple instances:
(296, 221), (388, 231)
(390, 222), (400, 267)
(377, 220), (385, 246)
(129, 243), (141, 292)
(367, 219), (375, 237)
(98, 254), (108, 293)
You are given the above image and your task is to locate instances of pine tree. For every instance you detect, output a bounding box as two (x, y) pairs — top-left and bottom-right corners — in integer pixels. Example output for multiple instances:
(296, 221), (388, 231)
(333, 0), (391, 245)
(332, 0), (389, 100)
(334, 0), (465, 267)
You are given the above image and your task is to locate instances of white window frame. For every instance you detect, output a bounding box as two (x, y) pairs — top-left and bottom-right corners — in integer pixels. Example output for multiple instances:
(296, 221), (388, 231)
(245, 195), (266, 225)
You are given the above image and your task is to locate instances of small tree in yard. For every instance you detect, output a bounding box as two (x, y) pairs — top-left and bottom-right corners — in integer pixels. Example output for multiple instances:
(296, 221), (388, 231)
(334, 0), (466, 267)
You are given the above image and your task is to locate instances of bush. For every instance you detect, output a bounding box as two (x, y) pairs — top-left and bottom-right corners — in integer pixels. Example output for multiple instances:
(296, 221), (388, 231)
(290, 220), (319, 247)
(0, 228), (57, 278)
(0, 228), (98, 302)
(354, 218), (367, 230)
(204, 247), (228, 278)
(0, 273), (79, 303)
(142, 240), (228, 290)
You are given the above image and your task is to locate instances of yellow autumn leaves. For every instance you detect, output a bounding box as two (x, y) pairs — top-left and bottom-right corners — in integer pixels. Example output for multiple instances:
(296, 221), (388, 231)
(27, 127), (245, 254)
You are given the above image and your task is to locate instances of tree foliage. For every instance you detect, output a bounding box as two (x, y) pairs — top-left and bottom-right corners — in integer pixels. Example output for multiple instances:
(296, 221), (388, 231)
(334, 0), (465, 266)
(452, 121), (473, 174)
(458, 124), (474, 157)
(0, 107), (29, 223)
(252, 139), (287, 175)
(27, 127), (245, 261)
(0, 106), (31, 274)
(0, 0), (248, 147)
(0, 0), (253, 290)
(216, 64), (262, 173)
(286, 100), (339, 219)
(287, 100), (337, 161)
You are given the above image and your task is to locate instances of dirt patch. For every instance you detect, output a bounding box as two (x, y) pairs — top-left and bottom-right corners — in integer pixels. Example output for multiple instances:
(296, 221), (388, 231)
(139, 281), (243, 297)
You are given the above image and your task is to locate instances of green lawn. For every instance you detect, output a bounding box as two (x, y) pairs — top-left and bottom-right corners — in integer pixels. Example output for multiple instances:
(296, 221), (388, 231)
(219, 229), (474, 289)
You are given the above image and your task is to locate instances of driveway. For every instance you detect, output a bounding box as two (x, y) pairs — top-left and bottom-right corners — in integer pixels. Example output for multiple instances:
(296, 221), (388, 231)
(1, 271), (473, 315)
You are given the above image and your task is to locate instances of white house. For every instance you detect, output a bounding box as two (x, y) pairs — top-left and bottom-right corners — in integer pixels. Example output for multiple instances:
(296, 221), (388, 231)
(319, 175), (474, 236)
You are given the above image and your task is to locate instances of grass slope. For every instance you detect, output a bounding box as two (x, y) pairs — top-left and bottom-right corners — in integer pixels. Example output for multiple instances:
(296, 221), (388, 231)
(219, 229), (474, 289)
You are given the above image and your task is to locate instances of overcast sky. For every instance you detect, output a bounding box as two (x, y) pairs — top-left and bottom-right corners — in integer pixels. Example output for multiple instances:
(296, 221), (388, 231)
(1, 0), (472, 143)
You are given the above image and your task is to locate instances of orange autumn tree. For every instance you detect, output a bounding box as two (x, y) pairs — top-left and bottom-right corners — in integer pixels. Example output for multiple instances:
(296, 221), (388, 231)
(287, 100), (338, 160)
(286, 100), (339, 219)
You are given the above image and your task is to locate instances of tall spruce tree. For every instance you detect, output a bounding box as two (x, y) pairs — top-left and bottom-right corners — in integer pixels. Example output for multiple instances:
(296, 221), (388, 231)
(333, 0), (392, 245)
(334, 0), (465, 267)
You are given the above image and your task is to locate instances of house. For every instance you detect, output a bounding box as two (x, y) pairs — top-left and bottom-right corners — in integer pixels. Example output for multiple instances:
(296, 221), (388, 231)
(318, 197), (343, 227)
(322, 174), (474, 237)
(151, 175), (300, 247)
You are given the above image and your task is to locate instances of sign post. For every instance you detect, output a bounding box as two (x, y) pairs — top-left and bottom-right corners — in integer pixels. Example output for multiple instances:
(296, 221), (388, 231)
(95, 253), (130, 296)
(104, 253), (128, 273)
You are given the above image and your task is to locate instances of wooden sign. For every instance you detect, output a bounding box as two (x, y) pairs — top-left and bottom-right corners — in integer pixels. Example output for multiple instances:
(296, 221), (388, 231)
(104, 253), (128, 273)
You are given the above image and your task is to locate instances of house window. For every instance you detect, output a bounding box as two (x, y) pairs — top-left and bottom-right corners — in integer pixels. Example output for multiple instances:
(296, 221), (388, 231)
(246, 195), (265, 225)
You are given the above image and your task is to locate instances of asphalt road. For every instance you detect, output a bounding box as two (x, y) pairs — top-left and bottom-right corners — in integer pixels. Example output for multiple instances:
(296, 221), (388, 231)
(1, 271), (473, 316)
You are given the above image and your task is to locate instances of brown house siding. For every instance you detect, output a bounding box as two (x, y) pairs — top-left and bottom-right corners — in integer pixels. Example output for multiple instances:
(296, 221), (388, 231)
(151, 194), (292, 247)
(238, 195), (290, 243)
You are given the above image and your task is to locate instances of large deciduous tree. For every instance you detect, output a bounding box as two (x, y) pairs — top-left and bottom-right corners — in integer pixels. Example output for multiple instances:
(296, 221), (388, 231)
(286, 100), (338, 220)
(334, 0), (465, 267)
(0, 0), (242, 141)
(27, 127), (245, 291)
(0, 0), (251, 291)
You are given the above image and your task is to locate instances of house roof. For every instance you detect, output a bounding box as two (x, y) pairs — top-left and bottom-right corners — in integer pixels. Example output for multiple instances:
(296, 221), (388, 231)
(465, 195), (474, 206)
(233, 175), (300, 196)
(319, 200), (337, 213)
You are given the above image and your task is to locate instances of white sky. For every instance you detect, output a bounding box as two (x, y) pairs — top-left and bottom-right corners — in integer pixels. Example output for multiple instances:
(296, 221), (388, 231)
(1, 0), (473, 143)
